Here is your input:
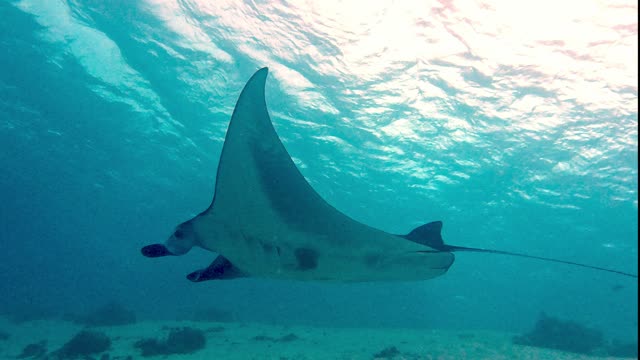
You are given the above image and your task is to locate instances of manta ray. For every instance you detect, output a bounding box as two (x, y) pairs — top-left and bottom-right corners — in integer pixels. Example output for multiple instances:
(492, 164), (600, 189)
(142, 68), (638, 282)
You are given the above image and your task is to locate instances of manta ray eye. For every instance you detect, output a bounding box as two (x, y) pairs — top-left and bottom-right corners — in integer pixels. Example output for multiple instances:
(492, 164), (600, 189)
(174, 229), (184, 239)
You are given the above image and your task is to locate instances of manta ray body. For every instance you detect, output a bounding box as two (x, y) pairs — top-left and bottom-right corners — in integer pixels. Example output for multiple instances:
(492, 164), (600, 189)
(142, 68), (637, 282)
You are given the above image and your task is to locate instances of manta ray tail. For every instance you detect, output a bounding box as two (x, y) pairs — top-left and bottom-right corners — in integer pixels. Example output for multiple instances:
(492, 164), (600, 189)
(402, 221), (638, 279)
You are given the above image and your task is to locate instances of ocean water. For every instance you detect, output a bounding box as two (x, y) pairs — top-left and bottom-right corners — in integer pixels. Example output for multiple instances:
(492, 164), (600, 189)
(0, 0), (637, 355)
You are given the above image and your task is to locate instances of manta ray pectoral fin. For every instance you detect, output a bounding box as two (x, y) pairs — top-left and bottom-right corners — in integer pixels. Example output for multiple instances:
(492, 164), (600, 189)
(187, 255), (247, 282)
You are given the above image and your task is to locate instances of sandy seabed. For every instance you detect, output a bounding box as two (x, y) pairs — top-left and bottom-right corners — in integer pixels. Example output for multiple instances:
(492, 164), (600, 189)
(0, 316), (635, 360)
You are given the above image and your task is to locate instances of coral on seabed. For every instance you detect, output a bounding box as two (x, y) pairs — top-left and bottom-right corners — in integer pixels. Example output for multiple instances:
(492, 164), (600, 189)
(16, 340), (47, 359)
(134, 327), (206, 357)
(52, 330), (111, 359)
(513, 312), (604, 355)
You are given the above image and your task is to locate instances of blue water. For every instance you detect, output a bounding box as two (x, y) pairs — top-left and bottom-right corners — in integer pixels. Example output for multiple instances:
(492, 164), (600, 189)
(1, 0), (637, 345)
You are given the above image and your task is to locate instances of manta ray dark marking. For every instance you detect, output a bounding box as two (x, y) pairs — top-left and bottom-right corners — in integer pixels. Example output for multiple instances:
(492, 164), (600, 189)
(142, 68), (638, 282)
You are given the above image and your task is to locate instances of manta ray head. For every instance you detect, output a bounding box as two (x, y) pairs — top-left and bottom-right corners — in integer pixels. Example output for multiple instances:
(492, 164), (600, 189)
(140, 218), (202, 258)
